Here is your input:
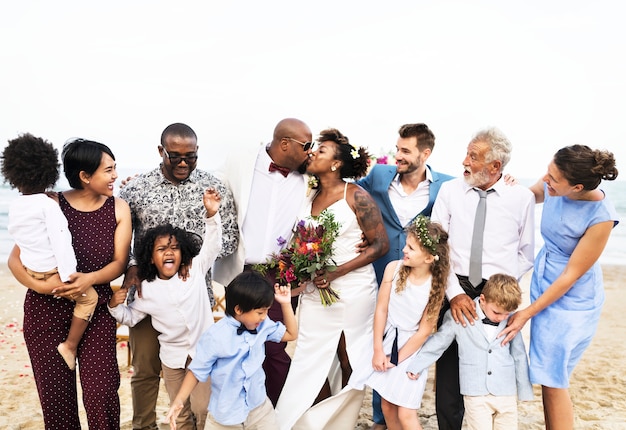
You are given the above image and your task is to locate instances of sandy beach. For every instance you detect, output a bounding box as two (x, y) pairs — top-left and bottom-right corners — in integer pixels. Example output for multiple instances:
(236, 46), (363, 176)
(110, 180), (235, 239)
(1, 263), (625, 429)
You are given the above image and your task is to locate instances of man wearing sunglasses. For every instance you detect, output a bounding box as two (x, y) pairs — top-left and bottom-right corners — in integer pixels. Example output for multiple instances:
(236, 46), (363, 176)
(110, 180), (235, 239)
(119, 122), (238, 430)
(213, 117), (313, 406)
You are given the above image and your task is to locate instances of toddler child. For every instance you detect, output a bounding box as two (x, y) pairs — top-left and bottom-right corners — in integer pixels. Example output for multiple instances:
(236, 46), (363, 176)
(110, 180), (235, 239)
(166, 270), (298, 430)
(109, 188), (222, 430)
(365, 215), (450, 430)
(407, 273), (533, 430)
(1, 133), (97, 370)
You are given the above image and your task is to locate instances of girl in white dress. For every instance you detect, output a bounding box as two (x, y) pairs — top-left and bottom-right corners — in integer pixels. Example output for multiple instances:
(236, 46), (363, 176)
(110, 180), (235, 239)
(276, 128), (389, 430)
(367, 216), (450, 430)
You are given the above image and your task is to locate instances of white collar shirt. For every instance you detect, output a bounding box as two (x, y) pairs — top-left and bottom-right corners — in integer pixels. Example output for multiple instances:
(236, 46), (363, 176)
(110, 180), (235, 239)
(108, 216), (221, 369)
(432, 177), (535, 299)
(388, 167), (433, 227)
(189, 315), (286, 425)
(241, 146), (308, 265)
(476, 299), (500, 341)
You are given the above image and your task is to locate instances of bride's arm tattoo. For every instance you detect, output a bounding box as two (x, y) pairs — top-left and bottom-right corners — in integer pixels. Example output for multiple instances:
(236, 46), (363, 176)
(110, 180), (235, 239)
(354, 188), (389, 261)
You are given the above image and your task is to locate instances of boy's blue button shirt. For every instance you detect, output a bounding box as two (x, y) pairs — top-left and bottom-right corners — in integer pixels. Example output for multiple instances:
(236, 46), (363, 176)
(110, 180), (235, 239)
(189, 315), (286, 426)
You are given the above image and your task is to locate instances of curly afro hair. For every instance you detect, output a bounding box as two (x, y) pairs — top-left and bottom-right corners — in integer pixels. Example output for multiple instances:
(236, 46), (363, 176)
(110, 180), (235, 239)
(317, 128), (370, 179)
(136, 224), (203, 282)
(1, 133), (60, 194)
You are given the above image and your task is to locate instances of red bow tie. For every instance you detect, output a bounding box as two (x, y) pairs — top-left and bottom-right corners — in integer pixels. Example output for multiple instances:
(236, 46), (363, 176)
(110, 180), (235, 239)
(269, 162), (290, 177)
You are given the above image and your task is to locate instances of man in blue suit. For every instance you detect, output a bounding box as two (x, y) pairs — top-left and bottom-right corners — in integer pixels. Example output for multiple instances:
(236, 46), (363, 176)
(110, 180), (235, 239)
(359, 123), (453, 285)
(358, 123), (453, 429)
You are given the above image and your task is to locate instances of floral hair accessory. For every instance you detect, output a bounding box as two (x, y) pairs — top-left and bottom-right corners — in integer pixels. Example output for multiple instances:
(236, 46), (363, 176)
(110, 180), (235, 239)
(350, 148), (359, 159)
(306, 175), (319, 197)
(413, 215), (439, 256)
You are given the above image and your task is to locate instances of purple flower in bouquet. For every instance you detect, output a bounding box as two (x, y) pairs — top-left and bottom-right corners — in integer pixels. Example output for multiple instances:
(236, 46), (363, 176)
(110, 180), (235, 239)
(254, 210), (342, 306)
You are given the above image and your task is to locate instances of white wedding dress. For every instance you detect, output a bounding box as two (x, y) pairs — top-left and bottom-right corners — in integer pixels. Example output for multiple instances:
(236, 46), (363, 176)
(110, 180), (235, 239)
(275, 183), (378, 430)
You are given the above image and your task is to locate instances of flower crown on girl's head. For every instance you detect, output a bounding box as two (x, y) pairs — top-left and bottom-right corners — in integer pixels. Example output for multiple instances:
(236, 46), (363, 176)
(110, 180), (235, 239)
(412, 215), (440, 259)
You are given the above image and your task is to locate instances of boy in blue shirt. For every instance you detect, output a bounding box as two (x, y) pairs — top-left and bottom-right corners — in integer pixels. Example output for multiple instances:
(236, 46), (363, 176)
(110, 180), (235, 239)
(166, 271), (298, 429)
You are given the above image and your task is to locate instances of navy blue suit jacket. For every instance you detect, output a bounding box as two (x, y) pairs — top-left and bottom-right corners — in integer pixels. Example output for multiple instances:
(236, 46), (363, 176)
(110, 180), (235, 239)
(358, 164), (454, 285)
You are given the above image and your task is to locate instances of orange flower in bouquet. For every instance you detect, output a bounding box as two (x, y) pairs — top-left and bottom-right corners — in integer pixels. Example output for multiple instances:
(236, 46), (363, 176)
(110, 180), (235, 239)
(255, 210), (341, 306)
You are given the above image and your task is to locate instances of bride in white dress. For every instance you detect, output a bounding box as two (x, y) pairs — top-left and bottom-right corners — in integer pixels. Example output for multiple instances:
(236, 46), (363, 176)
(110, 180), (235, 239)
(275, 128), (389, 430)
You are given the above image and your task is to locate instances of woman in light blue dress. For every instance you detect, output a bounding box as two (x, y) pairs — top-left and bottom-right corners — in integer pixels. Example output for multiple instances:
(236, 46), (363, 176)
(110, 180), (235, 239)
(501, 145), (619, 430)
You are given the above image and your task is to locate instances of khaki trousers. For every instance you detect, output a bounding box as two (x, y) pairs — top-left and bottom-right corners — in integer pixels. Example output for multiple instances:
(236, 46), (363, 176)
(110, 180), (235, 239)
(162, 358), (211, 430)
(130, 316), (161, 430)
(25, 265), (97, 321)
(463, 394), (518, 430)
(72, 287), (98, 321)
(205, 397), (277, 430)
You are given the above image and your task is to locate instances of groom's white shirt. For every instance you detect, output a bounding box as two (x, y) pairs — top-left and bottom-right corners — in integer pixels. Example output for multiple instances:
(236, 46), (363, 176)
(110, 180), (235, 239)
(213, 143), (309, 286)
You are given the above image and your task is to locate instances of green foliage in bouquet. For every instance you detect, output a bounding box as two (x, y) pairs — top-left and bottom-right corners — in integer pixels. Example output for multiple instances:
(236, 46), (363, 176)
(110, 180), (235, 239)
(255, 210), (342, 306)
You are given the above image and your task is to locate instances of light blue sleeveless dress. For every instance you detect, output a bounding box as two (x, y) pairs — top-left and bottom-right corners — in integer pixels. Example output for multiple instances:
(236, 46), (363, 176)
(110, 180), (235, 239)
(529, 184), (619, 388)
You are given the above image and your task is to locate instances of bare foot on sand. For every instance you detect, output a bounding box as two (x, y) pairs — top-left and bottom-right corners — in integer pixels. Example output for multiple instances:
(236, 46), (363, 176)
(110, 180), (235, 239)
(57, 343), (76, 370)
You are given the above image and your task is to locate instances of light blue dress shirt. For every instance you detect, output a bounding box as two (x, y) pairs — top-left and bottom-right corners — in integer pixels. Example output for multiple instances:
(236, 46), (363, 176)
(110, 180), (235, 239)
(189, 315), (286, 425)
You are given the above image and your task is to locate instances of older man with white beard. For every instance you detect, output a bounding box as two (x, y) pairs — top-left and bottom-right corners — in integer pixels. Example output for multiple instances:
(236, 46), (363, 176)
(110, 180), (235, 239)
(429, 127), (535, 430)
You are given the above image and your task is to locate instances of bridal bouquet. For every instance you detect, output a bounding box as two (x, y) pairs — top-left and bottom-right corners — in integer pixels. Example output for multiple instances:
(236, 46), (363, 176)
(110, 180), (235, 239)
(255, 210), (342, 306)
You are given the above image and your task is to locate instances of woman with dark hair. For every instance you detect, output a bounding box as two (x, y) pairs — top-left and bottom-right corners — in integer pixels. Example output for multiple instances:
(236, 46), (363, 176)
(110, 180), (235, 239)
(276, 128), (389, 429)
(500, 144), (619, 429)
(8, 138), (132, 429)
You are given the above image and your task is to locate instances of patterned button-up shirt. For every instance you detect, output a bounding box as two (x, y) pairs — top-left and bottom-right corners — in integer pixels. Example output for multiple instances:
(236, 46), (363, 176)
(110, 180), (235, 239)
(119, 166), (238, 305)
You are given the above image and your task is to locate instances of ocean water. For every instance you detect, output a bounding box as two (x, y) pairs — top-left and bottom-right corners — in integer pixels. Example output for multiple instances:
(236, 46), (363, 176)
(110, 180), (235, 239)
(1, 175), (624, 265)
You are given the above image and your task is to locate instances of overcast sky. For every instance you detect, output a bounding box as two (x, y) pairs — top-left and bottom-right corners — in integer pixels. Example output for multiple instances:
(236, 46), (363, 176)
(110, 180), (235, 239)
(1, 0), (624, 180)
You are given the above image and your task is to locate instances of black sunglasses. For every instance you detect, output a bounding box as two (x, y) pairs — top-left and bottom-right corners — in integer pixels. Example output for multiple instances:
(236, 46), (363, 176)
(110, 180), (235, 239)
(161, 147), (198, 165)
